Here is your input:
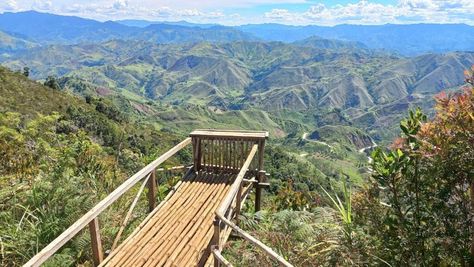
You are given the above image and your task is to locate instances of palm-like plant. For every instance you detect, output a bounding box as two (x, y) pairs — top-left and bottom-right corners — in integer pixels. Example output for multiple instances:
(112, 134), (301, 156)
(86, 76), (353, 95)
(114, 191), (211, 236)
(320, 183), (353, 244)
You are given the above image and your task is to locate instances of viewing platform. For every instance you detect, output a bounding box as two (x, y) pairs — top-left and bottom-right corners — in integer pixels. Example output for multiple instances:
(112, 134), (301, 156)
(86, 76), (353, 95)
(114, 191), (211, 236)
(24, 129), (292, 267)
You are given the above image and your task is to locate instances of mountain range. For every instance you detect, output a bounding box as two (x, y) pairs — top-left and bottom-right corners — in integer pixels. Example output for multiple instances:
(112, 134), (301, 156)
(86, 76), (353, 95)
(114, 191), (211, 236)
(4, 39), (471, 110)
(0, 11), (473, 55)
(2, 38), (472, 143)
(0, 10), (473, 145)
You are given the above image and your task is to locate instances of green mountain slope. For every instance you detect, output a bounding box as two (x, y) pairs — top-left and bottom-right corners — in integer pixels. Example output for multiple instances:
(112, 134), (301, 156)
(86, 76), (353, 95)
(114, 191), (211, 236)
(0, 30), (37, 53)
(5, 40), (471, 112)
(2, 39), (472, 144)
(293, 36), (368, 51)
(0, 66), (86, 115)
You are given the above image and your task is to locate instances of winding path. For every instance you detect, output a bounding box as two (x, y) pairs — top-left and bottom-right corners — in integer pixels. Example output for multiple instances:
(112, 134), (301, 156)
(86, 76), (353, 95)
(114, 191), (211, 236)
(301, 132), (334, 148)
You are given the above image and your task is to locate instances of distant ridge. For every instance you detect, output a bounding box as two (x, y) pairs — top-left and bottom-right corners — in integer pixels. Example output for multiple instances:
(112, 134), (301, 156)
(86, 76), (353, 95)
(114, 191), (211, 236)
(0, 11), (257, 45)
(293, 36), (368, 51)
(1, 11), (473, 54)
(237, 23), (474, 55)
(116, 19), (218, 28)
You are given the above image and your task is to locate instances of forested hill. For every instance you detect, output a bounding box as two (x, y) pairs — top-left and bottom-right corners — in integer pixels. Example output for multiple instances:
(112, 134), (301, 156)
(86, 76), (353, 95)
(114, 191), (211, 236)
(3, 39), (473, 143)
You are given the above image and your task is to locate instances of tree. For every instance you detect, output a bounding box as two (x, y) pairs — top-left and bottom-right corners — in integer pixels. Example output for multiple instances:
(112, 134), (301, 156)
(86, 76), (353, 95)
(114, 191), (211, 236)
(22, 67), (30, 77)
(357, 68), (474, 265)
(44, 75), (61, 90)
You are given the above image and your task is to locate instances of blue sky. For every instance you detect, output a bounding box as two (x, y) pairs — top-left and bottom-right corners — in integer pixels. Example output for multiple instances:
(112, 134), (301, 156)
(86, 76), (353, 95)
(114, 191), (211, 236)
(1, 0), (473, 25)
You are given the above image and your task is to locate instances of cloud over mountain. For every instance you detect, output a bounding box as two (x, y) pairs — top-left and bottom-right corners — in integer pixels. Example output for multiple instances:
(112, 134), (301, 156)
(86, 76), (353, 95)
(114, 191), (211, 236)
(0, 0), (473, 25)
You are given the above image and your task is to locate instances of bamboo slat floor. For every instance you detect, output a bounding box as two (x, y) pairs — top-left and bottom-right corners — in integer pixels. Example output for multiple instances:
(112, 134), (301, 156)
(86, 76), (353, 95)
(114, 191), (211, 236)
(100, 170), (235, 267)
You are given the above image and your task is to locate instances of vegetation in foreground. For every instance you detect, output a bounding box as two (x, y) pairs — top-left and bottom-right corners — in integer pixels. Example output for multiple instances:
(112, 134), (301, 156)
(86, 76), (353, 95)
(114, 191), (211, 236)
(0, 63), (473, 266)
(224, 70), (474, 266)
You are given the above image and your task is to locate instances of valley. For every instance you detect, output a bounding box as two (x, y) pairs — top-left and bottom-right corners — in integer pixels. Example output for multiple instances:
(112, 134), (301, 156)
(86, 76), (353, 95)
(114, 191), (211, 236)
(1, 9), (473, 267)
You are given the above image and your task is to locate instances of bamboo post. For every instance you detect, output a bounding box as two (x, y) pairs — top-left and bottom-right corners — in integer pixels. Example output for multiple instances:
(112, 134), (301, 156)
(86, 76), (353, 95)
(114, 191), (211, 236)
(213, 218), (221, 267)
(196, 137), (202, 171)
(212, 247), (232, 267)
(192, 137), (197, 171)
(255, 140), (265, 212)
(111, 173), (152, 251)
(236, 183), (242, 225)
(89, 217), (103, 266)
(147, 169), (157, 212)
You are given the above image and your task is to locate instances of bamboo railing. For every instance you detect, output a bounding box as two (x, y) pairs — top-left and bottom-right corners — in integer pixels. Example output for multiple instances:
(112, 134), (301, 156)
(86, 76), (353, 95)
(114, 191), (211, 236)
(211, 143), (292, 267)
(24, 138), (192, 267)
(24, 129), (290, 267)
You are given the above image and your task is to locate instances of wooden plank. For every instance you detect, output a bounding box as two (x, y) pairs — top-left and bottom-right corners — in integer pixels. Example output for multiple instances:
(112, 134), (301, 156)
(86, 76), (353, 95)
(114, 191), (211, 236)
(192, 138), (198, 170)
(154, 174), (228, 266)
(147, 169), (157, 212)
(203, 139), (208, 172)
(104, 172), (199, 266)
(227, 140), (231, 170)
(120, 172), (216, 266)
(89, 217), (103, 266)
(155, 165), (188, 172)
(117, 174), (209, 266)
(216, 215), (293, 267)
(232, 141), (236, 171)
(146, 173), (223, 265)
(24, 137), (192, 267)
(213, 219), (221, 253)
(174, 175), (232, 266)
(220, 139), (224, 170)
(99, 168), (193, 266)
(99, 178), (186, 266)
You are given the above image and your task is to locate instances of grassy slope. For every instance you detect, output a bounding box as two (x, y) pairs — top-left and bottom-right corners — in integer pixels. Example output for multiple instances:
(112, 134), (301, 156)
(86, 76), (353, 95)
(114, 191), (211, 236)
(0, 67), (88, 115)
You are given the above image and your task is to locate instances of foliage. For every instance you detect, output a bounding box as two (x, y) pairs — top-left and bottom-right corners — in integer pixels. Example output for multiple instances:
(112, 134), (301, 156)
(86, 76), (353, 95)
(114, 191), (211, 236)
(356, 77), (474, 265)
(274, 180), (312, 211)
(22, 67), (29, 77)
(0, 113), (124, 266)
(226, 208), (374, 267)
(321, 183), (353, 243)
(44, 76), (61, 90)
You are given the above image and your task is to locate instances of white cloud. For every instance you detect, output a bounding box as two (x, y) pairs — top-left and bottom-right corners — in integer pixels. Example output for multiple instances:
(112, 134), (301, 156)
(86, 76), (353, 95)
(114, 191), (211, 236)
(0, 0), (18, 11)
(265, 9), (292, 19)
(112, 0), (128, 10)
(0, 0), (473, 25)
(33, 0), (52, 10)
(262, 0), (474, 25)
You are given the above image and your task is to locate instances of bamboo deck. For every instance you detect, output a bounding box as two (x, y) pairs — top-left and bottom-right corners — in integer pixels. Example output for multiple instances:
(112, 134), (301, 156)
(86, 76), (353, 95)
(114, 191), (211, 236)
(100, 170), (235, 267)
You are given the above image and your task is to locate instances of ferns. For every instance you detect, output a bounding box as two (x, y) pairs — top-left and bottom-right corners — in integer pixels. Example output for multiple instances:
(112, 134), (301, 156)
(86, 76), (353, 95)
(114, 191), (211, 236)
(0, 113), (127, 266)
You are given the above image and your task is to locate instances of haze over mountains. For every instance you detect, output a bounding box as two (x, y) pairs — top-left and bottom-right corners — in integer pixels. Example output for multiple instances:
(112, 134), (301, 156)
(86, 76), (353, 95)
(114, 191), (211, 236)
(0, 10), (473, 144)
(1, 11), (473, 55)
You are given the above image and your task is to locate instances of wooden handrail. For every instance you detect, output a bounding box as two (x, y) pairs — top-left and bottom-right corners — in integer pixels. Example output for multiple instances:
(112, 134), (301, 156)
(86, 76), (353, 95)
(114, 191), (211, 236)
(98, 167), (194, 267)
(155, 165), (189, 172)
(213, 143), (292, 267)
(24, 137), (192, 267)
(212, 247), (233, 267)
(111, 172), (152, 251)
(216, 215), (293, 267)
(216, 144), (258, 216)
